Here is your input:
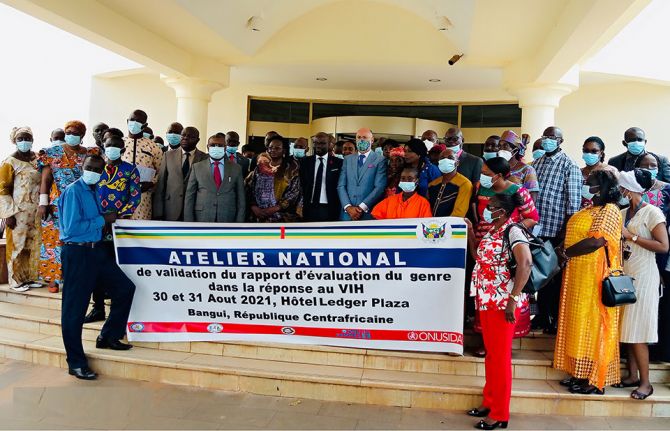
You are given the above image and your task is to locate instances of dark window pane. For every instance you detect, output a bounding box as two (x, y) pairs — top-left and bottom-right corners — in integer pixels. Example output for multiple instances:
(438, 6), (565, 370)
(461, 104), (521, 128)
(312, 103), (458, 123)
(249, 100), (310, 124)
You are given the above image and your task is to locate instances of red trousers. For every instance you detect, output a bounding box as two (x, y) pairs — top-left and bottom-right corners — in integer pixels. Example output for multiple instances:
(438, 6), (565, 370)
(480, 308), (518, 422)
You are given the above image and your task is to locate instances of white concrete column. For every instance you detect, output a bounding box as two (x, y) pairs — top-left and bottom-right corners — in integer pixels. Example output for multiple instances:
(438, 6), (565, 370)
(162, 77), (224, 144)
(510, 84), (575, 141)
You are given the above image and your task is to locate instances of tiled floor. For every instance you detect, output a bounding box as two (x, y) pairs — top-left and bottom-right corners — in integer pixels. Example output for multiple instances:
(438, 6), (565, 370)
(0, 358), (668, 430)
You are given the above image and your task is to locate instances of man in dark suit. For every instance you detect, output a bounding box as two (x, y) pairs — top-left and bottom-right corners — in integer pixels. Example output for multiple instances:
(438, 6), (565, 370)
(153, 126), (207, 221)
(300, 132), (343, 222)
(183, 134), (246, 223)
(444, 127), (482, 187)
(224, 131), (251, 178)
(608, 127), (670, 181)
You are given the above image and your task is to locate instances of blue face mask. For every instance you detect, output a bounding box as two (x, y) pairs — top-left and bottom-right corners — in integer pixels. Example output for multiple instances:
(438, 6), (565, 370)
(398, 181), (417, 192)
(209, 146), (226, 160)
(142, 132), (152, 140)
(541, 138), (558, 152)
(482, 207), (500, 224)
(581, 184), (598, 200)
(483, 152), (497, 160)
(374, 147), (384, 156)
(448, 144), (461, 154)
(356, 139), (371, 152)
(627, 141), (645, 156)
(166, 133), (181, 147)
(226, 146), (238, 155)
(105, 147), (122, 161)
(438, 158), (456, 174)
(51, 139), (65, 146)
(619, 195), (630, 207)
(128, 120), (143, 135)
(582, 153), (600, 166)
(293, 148), (306, 158)
(644, 168), (658, 181)
(16, 141), (33, 153)
(334, 154), (344, 159)
(479, 173), (495, 189)
(64, 134), (81, 146)
(82, 170), (102, 185)
(532, 149), (546, 160)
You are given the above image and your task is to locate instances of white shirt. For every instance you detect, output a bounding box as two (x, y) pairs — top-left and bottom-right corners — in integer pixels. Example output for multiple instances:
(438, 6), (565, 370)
(313, 153), (329, 204)
(182, 149), (194, 164)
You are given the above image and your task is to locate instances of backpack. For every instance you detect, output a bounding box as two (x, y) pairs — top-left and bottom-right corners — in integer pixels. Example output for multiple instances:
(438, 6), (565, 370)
(503, 223), (561, 294)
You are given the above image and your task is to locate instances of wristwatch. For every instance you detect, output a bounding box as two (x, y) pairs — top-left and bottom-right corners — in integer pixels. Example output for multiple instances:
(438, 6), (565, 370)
(632, 235), (639, 243)
(510, 294), (521, 302)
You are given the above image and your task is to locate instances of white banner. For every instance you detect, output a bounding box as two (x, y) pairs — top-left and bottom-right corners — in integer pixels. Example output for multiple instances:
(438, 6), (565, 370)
(113, 218), (467, 353)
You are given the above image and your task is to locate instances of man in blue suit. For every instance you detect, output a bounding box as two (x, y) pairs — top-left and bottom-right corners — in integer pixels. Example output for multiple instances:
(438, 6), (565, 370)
(337, 128), (387, 220)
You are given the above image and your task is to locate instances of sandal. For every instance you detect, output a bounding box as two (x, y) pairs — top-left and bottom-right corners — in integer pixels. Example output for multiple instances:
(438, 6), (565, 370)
(631, 387), (653, 400)
(612, 380), (640, 388)
(10, 282), (30, 292)
(569, 384), (604, 395)
(474, 347), (486, 358)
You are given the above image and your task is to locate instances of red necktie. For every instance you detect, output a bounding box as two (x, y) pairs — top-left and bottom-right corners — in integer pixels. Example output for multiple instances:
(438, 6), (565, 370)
(213, 161), (222, 188)
(229, 154), (235, 162)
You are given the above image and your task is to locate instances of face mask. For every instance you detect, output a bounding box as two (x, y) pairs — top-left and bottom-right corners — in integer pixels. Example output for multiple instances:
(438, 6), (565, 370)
(483, 152), (497, 160)
(582, 153), (600, 166)
(375, 147), (384, 156)
(438, 158), (456, 174)
(497, 150), (513, 161)
(209, 146), (226, 160)
(619, 195), (630, 207)
(541, 138), (558, 152)
(293, 148), (306, 158)
(398, 181), (417, 192)
(142, 132), (152, 140)
(479, 173), (495, 189)
(105, 147), (122, 161)
(51, 139), (65, 146)
(449, 144), (461, 154)
(16, 141), (33, 153)
(64, 134), (81, 146)
(532, 149), (546, 160)
(166, 133), (181, 147)
(127, 120), (143, 135)
(627, 141), (645, 156)
(482, 207), (500, 224)
(423, 139), (434, 152)
(82, 170), (102, 185)
(356, 139), (371, 152)
(226, 146), (238, 155)
(334, 154), (344, 159)
(644, 168), (658, 181)
(582, 184), (597, 200)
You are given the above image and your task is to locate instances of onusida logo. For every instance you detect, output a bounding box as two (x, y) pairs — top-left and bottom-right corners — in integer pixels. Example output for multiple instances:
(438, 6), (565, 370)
(407, 331), (463, 343)
(281, 327), (296, 335)
(129, 323), (145, 332)
(206, 323), (223, 333)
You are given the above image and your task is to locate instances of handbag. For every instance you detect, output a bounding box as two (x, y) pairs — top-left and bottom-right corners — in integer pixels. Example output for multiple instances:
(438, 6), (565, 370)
(602, 241), (637, 307)
(503, 223), (561, 294)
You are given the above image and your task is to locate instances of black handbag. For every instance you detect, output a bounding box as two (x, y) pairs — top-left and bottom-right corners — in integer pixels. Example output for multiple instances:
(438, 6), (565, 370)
(602, 242), (637, 307)
(504, 223), (561, 294)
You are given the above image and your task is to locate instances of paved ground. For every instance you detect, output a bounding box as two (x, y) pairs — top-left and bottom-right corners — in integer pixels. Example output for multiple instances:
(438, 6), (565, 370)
(0, 358), (668, 430)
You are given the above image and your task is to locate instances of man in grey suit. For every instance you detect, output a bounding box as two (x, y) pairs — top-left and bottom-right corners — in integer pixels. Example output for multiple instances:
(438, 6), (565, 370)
(184, 134), (246, 223)
(153, 126), (207, 221)
(337, 127), (387, 221)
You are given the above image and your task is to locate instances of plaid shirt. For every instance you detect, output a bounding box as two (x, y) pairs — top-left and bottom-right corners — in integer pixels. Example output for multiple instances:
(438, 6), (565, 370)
(532, 150), (582, 238)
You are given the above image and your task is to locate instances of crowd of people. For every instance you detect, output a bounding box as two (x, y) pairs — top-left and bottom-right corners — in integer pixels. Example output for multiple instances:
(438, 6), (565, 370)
(3, 109), (670, 429)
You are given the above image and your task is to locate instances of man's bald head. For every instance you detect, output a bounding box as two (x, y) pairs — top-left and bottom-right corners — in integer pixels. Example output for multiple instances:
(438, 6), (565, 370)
(421, 130), (438, 144)
(356, 128), (373, 141)
(624, 127), (646, 143)
(444, 127), (464, 148)
(542, 126), (563, 140)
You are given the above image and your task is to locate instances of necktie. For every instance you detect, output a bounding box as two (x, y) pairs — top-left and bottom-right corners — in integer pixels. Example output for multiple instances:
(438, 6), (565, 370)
(312, 157), (324, 204)
(229, 154), (235, 162)
(182, 152), (190, 178)
(213, 161), (222, 188)
(358, 154), (365, 168)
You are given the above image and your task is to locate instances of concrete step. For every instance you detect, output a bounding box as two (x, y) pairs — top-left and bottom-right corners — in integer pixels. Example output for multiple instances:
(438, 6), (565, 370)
(0, 326), (668, 418)
(1, 300), (669, 384)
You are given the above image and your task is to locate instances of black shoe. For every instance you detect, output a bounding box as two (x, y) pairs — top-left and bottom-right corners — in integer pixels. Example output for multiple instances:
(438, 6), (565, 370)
(569, 384), (604, 395)
(96, 336), (132, 350)
(467, 408), (491, 417)
(560, 377), (587, 387)
(84, 309), (106, 324)
(474, 420), (508, 430)
(68, 366), (97, 380)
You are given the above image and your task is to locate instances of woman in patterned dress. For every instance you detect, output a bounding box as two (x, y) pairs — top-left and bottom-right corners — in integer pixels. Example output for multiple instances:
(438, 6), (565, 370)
(37, 120), (96, 292)
(580, 137), (618, 208)
(500, 131), (540, 202)
(465, 193), (533, 430)
(0, 127), (41, 291)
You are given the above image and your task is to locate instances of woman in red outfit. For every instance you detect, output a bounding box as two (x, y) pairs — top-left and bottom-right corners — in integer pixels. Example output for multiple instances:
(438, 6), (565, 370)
(464, 193), (533, 430)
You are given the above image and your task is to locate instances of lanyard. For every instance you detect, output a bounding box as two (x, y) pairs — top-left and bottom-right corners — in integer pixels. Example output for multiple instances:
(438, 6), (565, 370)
(624, 200), (645, 228)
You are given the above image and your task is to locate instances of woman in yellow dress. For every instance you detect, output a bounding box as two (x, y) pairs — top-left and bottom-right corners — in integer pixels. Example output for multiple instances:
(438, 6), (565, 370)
(554, 169), (622, 394)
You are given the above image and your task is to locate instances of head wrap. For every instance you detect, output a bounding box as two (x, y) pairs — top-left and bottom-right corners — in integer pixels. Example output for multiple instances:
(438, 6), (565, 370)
(406, 138), (428, 158)
(389, 147), (405, 158)
(429, 144), (447, 154)
(618, 170), (645, 193)
(64, 120), (87, 136)
(500, 130), (520, 146)
(9, 126), (33, 143)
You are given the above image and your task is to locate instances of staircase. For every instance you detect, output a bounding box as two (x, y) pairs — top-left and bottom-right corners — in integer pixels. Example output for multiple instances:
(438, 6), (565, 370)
(0, 285), (668, 417)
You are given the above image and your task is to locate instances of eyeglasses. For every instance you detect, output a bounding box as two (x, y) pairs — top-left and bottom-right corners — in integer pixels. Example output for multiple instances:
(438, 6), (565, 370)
(445, 136), (461, 143)
(540, 135), (558, 140)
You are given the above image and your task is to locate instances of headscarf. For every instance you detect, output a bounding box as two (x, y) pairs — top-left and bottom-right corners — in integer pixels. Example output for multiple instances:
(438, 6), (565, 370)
(619, 170), (645, 193)
(9, 126), (33, 143)
(429, 144), (447, 154)
(64, 120), (86, 136)
(389, 147), (405, 158)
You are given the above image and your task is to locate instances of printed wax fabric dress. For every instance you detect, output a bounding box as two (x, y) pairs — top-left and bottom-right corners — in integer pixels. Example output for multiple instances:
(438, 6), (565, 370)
(98, 161), (141, 241)
(0, 156), (41, 287)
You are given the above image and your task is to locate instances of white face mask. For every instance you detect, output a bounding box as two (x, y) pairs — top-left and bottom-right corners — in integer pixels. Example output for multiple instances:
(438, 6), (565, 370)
(498, 150), (513, 161)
